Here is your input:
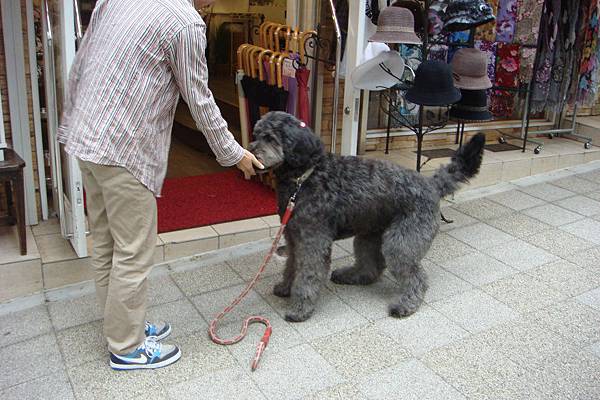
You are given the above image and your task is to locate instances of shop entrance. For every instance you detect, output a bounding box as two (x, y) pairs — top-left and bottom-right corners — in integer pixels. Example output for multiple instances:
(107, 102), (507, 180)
(36, 0), (289, 245)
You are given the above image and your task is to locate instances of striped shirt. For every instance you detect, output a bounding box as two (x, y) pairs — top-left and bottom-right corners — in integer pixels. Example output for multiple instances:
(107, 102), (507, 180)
(58, 0), (244, 195)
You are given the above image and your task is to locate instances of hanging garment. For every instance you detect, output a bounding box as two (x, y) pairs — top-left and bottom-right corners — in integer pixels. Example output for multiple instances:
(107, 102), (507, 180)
(577, 0), (600, 106)
(241, 75), (262, 132)
(531, 0), (561, 113)
(475, 0), (500, 41)
(235, 70), (252, 146)
(282, 56), (299, 116)
(519, 47), (537, 84)
(547, 0), (581, 111)
(495, 0), (518, 43)
(567, 0), (591, 106)
(296, 66), (311, 127)
(491, 42), (520, 117)
(515, 0), (544, 45)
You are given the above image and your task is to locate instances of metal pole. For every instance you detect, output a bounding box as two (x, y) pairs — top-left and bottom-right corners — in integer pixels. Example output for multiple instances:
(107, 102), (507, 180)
(416, 106), (424, 171)
(328, 0), (341, 153)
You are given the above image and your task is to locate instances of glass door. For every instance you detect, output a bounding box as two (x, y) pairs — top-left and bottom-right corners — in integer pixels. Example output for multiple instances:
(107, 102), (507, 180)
(42, 0), (88, 257)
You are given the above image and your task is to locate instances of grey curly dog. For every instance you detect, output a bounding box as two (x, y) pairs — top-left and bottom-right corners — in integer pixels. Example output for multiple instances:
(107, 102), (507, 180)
(249, 111), (485, 322)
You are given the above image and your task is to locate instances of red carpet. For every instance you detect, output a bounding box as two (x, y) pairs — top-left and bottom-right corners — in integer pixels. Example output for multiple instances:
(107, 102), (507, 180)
(157, 170), (277, 233)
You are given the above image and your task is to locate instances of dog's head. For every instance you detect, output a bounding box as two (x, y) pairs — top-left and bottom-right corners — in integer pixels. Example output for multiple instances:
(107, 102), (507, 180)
(249, 111), (324, 172)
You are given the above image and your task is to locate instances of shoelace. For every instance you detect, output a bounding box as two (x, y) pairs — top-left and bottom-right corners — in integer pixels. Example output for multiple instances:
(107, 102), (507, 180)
(144, 321), (156, 336)
(142, 337), (161, 359)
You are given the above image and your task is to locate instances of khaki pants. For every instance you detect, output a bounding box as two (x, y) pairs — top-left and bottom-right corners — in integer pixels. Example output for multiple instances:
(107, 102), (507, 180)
(78, 160), (157, 355)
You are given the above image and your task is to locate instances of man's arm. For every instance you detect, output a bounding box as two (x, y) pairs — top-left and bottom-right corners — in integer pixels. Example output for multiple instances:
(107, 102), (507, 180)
(165, 22), (245, 167)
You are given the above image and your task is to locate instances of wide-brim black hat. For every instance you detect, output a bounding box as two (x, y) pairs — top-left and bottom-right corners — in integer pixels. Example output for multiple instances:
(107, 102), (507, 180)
(405, 60), (462, 106)
(443, 0), (496, 32)
(450, 89), (492, 121)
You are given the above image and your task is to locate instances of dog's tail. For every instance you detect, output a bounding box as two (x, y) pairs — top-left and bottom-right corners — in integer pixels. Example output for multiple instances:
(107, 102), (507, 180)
(431, 133), (486, 198)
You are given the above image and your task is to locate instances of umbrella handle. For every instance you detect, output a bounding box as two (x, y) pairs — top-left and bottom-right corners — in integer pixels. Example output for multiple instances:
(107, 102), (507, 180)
(258, 49), (274, 82)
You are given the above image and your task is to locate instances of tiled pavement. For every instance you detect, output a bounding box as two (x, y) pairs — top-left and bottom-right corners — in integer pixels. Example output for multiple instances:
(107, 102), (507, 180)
(2, 164), (600, 399)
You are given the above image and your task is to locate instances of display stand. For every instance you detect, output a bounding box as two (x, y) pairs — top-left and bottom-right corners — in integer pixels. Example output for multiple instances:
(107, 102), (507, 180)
(380, 0), (473, 171)
(381, 0), (593, 167)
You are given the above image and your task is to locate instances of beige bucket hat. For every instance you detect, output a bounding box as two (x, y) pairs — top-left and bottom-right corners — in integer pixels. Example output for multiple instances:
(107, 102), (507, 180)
(369, 6), (422, 45)
(451, 48), (493, 90)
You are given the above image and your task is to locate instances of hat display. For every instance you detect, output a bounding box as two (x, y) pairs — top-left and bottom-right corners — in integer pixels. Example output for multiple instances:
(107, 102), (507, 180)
(450, 89), (492, 121)
(451, 48), (493, 90)
(442, 0), (496, 32)
(351, 50), (406, 91)
(405, 61), (462, 106)
(369, 6), (422, 45)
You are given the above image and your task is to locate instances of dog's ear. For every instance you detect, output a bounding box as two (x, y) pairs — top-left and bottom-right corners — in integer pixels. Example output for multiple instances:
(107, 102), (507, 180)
(284, 128), (323, 168)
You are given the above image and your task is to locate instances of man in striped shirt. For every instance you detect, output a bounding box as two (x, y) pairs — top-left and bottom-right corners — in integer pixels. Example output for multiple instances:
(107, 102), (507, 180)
(58, 0), (263, 370)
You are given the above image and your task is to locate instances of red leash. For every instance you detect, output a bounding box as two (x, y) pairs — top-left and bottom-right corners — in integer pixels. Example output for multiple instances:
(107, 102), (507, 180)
(208, 199), (295, 371)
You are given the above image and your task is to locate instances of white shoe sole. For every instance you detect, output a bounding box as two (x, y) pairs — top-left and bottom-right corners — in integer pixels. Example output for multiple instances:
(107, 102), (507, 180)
(110, 347), (182, 370)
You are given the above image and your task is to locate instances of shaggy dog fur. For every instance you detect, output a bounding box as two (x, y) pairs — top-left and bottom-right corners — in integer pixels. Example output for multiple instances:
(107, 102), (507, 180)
(249, 111), (485, 322)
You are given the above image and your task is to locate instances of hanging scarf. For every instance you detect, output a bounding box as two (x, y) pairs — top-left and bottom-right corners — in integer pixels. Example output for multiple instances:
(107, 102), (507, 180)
(515, 0), (544, 45)
(496, 0), (518, 43)
(577, 0), (600, 106)
(530, 0), (561, 113)
(491, 43), (520, 117)
(547, 0), (581, 111)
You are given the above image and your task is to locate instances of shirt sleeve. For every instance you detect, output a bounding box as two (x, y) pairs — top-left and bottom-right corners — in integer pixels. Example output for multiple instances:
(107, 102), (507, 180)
(165, 22), (245, 167)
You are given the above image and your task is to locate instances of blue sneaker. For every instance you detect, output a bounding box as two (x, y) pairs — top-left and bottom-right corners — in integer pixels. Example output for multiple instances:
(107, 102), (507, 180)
(110, 337), (181, 370)
(145, 321), (171, 340)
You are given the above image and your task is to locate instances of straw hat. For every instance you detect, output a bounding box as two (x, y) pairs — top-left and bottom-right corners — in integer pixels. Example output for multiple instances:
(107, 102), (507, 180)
(351, 50), (406, 91)
(451, 48), (493, 90)
(369, 6), (422, 45)
(443, 0), (496, 32)
(450, 89), (492, 121)
(405, 61), (461, 106)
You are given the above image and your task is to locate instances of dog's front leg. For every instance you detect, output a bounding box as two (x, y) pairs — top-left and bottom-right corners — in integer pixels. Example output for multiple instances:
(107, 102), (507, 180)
(285, 237), (332, 322)
(273, 240), (295, 298)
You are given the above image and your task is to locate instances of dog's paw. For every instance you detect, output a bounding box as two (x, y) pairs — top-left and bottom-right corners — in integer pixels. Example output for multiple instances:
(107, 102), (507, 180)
(284, 310), (312, 322)
(273, 281), (291, 297)
(284, 301), (314, 322)
(331, 267), (378, 286)
(388, 297), (422, 318)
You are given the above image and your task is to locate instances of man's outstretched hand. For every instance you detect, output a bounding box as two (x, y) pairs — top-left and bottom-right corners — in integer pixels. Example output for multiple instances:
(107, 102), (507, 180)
(236, 149), (265, 180)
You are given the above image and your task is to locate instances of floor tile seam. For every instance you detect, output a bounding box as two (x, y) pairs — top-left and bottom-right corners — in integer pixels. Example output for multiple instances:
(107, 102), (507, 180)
(434, 253), (521, 288)
(522, 227), (598, 251)
(5, 330), (74, 395)
(426, 286), (524, 334)
(482, 194), (547, 213)
(174, 291), (212, 328)
(0, 366), (67, 394)
(174, 276), (253, 299)
(548, 196), (600, 216)
(243, 340), (346, 400)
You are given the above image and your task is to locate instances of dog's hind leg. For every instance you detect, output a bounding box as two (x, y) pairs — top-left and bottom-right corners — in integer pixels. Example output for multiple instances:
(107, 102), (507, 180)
(330, 234), (385, 286)
(383, 213), (436, 318)
(285, 235), (333, 322)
